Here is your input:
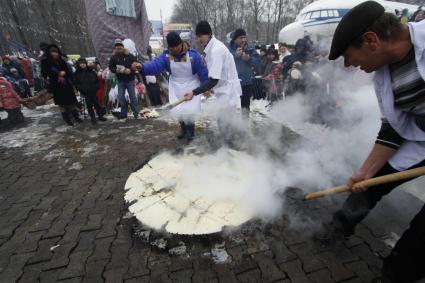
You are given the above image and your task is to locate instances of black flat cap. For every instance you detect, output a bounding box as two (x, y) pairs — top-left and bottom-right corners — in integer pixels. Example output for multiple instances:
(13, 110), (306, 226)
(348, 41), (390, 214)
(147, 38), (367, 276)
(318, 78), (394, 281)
(329, 1), (385, 60)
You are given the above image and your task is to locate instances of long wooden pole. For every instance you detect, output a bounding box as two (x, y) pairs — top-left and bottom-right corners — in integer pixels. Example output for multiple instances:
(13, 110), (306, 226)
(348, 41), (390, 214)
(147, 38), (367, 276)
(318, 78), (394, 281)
(304, 166), (425, 200)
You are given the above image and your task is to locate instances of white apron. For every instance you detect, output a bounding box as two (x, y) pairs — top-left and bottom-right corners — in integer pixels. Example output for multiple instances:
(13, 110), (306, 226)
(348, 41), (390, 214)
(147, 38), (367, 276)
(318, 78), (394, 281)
(169, 58), (201, 116)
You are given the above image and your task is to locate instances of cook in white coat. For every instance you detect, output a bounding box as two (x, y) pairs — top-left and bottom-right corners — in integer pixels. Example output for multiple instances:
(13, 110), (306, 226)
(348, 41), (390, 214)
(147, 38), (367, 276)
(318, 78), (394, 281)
(184, 21), (243, 144)
(319, 2), (425, 282)
(140, 32), (209, 141)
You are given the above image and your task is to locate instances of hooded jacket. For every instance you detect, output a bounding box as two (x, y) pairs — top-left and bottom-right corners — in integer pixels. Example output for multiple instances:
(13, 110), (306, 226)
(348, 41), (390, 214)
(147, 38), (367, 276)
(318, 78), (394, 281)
(40, 44), (78, 106)
(73, 66), (100, 95)
(0, 80), (21, 110)
(1, 57), (25, 79)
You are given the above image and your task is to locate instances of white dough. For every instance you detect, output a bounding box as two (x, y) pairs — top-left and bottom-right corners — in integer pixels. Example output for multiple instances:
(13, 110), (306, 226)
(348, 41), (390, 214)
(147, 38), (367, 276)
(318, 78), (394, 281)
(124, 150), (254, 235)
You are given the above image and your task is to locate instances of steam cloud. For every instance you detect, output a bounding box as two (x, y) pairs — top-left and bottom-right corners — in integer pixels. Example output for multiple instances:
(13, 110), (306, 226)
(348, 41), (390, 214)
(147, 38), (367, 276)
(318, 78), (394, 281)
(149, 62), (382, 224)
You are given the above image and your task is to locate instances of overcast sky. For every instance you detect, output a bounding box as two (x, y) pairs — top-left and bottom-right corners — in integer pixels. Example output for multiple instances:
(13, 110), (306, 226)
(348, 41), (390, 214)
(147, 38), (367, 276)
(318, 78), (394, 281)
(145, 0), (176, 22)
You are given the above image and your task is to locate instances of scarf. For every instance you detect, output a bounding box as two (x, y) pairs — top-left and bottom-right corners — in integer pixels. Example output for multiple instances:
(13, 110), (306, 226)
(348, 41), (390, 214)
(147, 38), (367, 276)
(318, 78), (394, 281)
(168, 43), (190, 62)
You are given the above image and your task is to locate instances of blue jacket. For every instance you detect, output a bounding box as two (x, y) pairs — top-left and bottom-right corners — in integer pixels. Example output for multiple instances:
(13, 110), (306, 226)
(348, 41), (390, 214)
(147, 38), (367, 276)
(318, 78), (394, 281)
(282, 52), (308, 76)
(143, 49), (208, 84)
(228, 41), (260, 86)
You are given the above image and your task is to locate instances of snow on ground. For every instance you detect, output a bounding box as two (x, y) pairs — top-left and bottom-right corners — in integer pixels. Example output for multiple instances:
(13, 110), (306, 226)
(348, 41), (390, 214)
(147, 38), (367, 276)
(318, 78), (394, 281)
(1, 107), (62, 156)
(68, 162), (83, 170)
(0, 107), (115, 160)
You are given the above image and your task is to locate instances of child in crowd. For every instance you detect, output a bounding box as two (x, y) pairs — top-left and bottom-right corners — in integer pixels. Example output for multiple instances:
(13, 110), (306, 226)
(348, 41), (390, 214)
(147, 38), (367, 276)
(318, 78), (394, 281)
(73, 58), (107, 124)
(0, 77), (24, 124)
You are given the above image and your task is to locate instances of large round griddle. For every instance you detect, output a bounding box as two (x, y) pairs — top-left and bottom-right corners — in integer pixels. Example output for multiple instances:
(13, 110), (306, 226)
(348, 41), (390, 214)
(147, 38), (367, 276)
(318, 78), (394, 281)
(124, 150), (253, 235)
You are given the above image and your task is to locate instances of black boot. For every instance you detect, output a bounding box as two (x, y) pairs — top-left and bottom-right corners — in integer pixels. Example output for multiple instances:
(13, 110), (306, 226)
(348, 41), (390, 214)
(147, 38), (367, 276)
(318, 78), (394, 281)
(98, 114), (107, 122)
(72, 110), (83, 124)
(89, 111), (97, 124)
(186, 123), (195, 142)
(177, 122), (186, 139)
(61, 112), (74, 126)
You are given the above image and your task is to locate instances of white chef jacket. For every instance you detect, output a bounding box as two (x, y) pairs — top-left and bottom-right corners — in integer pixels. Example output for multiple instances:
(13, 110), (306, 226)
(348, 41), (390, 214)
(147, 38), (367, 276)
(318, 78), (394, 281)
(374, 19), (425, 170)
(204, 36), (242, 108)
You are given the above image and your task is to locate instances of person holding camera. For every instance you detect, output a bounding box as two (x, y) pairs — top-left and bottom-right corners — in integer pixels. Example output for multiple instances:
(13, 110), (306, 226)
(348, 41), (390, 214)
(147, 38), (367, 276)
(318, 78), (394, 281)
(109, 39), (139, 120)
(228, 29), (260, 117)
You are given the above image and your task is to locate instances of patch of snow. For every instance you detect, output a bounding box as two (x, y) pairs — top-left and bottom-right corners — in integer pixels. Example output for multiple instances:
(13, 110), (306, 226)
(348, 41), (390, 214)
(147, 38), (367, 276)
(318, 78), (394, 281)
(69, 162), (83, 170)
(151, 238), (167, 250)
(55, 125), (71, 133)
(168, 242), (187, 256)
(211, 242), (230, 264)
(80, 143), (110, 158)
(43, 149), (67, 161)
(122, 211), (133, 219)
(50, 245), (60, 251)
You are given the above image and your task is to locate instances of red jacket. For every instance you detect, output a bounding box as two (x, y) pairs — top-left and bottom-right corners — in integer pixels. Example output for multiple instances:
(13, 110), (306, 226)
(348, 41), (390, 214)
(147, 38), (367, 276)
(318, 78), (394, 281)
(18, 58), (34, 86)
(0, 80), (22, 109)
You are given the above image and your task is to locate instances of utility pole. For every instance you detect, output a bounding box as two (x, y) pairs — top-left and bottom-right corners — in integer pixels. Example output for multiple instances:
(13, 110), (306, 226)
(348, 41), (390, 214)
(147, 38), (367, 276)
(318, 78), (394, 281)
(160, 9), (166, 48)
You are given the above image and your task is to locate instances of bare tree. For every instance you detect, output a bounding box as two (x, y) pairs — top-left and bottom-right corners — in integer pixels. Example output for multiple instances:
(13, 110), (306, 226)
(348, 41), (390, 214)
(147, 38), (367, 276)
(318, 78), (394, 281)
(171, 0), (316, 44)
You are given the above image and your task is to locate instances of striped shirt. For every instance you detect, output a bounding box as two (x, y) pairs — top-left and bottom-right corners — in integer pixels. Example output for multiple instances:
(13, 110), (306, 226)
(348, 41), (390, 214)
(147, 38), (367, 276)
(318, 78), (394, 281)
(376, 48), (425, 149)
(389, 48), (425, 130)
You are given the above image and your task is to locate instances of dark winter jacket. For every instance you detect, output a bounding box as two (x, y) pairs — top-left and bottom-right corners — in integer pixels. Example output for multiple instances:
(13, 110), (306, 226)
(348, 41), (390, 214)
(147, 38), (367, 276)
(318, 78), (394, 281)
(73, 67), (100, 95)
(109, 49), (137, 82)
(228, 41), (261, 86)
(2, 59), (25, 79)
(40, 44), (78, 106)
(282, 38), (310, 76)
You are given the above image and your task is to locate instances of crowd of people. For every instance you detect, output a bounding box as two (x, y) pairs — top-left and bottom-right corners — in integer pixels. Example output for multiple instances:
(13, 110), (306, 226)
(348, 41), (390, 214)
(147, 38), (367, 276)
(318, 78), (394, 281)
(0, 40), (168, 127)
(0, 21), (326, 138)
(1, 5), (423, 133)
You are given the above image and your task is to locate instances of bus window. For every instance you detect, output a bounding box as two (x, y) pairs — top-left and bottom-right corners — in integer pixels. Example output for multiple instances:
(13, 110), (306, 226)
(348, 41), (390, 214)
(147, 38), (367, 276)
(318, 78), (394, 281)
(320, 10), (329, 18)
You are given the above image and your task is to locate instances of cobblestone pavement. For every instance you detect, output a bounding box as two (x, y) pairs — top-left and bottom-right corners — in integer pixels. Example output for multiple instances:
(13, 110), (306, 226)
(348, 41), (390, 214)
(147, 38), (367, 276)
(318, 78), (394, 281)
(0, 107), (424, 283)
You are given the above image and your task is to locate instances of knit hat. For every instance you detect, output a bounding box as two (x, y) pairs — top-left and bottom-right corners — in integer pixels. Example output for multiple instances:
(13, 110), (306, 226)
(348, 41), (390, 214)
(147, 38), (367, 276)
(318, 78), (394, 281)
(232, 28), (247, 40)
(266, 49), (275, 56)
(329, 1), (385, 60)
(39, 42), (48, 51)
(166, 32), (183, 48)
(195, 21), (212, 36)
(114, 39), (124, 47)
(76, 57), (87, 65)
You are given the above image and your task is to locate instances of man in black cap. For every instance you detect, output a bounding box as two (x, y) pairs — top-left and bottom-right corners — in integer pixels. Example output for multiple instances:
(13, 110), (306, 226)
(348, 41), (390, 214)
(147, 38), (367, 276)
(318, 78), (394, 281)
(319, 1), (425, 282)
(136, 32), (208, 141)
(109, 38), (139, 120)
(228, 28), (260, 117)
(183, 21), (243, 146)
